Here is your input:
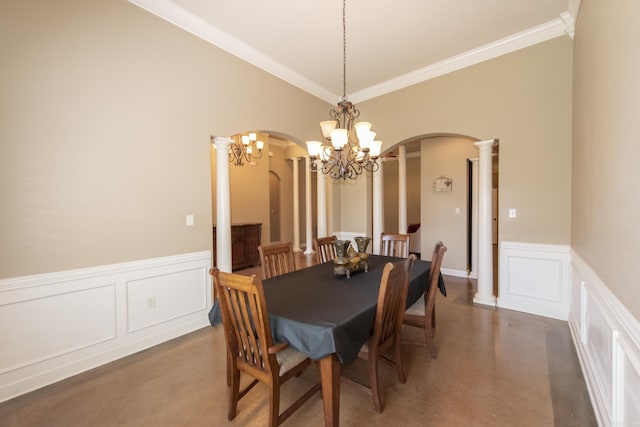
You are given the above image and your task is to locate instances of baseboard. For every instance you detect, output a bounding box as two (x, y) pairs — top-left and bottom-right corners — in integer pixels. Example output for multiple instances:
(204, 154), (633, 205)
(440, 268), (469, 278)
(0, 251), (213, 403)
(497, 241), (571, 320)
(570, 251), (640, 426)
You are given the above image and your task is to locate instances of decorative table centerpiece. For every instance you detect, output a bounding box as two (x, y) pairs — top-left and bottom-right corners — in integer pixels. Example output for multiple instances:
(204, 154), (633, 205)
(333, 237), (370, 278)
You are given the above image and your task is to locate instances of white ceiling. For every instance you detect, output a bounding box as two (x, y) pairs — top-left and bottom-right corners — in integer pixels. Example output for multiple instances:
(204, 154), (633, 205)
(129, 0), (578, 104)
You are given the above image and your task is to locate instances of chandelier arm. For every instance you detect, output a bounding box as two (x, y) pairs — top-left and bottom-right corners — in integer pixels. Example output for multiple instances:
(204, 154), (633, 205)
(225, 135), (264, 166)
(230, 144), (243, 166)
(347, 158), (363, 177)
(322, 161), (339, 180)
(365, 161), (380, 173)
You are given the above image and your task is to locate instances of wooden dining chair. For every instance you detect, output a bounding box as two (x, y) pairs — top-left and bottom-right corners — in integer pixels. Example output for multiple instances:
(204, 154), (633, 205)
(403, 241), (447, 358)
(357, 254), (416, 413)
(258, 242), (296, 279)
(210, 268), (321, 427)
(380, 233), (410, 258)
(313, 235), (337, 263)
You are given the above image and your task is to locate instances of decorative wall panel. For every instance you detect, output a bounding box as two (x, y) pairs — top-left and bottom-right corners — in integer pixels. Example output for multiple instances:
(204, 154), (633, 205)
(0, 251), (212, 402)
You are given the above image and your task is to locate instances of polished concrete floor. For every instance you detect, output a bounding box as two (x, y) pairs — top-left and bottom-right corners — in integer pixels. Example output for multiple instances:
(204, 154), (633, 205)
(0, 253), (596, 426)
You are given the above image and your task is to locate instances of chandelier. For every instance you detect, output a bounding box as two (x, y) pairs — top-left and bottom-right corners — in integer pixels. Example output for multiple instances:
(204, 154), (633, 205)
(306, 0), (382, 180)
(212, 133), (264, 166)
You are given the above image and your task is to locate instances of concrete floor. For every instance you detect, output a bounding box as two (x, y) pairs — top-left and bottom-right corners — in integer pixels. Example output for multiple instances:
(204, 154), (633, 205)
(0, 254), (596, 426)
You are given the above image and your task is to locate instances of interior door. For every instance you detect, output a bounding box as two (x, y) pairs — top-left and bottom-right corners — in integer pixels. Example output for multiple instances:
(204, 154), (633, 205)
(269, 171), (281, 242)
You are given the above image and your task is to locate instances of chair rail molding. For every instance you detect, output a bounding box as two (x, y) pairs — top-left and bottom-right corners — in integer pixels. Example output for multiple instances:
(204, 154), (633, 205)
(0, 251), (213, 403)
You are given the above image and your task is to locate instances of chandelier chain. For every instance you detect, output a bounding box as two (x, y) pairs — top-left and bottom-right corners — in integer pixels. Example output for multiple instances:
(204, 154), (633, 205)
(342, 0), (347, 101)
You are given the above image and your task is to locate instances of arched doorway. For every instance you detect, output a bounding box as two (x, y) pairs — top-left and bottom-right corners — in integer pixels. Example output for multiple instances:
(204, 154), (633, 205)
(381, 134), (498, 287)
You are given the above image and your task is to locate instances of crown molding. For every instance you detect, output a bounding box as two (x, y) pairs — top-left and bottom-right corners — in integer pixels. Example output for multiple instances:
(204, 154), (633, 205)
(350, 18), (569, 103)
(128, 0), (336, 104)
(561, 0), (581, 39)
(129, 0), (575, 104)
(559, 12), (576, 39)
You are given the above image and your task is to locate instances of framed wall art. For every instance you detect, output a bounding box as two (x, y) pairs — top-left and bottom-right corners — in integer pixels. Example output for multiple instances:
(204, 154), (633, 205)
(433, 175), (453, 192)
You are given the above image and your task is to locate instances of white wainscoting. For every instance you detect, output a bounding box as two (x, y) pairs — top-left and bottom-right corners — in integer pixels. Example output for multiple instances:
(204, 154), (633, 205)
(570, 251), (640, 427)
(497, 241), (571, 320)
(0, 251), (212, 403)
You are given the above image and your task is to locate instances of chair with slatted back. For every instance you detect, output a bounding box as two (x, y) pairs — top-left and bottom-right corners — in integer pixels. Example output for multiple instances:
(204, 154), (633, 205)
(380, 233), (410, 258)
(356, 254), (416, 413)
(313, 235), (337, 264)
(258, 242), (296, 279)
(210, 268), (320, 426)
(403, 241), (447, 358)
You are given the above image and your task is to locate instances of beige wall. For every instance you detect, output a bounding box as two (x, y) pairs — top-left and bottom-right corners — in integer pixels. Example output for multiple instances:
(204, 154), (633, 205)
(266, 143), (293, 244)
(572, 0), (640, 319)
(352, 37), (573, 248)
(0, 0), (590, 319)
(336, 174), (372, 235)
(382, 156), (421, 234)
(0, 0), (329, 278)
(263, 141), (309, 245)
(420, 137), (478, 271)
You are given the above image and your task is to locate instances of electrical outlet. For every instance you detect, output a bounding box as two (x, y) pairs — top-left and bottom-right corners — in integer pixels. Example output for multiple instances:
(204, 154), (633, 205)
(147, 297), (156, 309)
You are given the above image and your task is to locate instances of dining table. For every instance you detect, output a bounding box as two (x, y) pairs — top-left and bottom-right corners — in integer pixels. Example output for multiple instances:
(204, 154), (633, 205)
(209, 254), (445, 427)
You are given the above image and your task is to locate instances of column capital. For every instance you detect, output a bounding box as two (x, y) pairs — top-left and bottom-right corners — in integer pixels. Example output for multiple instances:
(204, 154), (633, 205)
(474, 139), (497, 150)
(212, 136), (233, 149)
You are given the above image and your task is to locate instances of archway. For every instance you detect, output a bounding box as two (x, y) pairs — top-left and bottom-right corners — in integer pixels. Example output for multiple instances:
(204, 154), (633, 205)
(379, 134), (498, 295)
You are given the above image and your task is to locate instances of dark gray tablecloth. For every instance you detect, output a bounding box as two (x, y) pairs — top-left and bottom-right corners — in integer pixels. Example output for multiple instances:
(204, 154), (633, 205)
(209, 255), (445, 364)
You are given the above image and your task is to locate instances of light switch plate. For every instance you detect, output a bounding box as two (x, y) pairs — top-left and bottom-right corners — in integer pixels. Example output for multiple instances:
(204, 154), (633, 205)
(508, 208), (517, 218)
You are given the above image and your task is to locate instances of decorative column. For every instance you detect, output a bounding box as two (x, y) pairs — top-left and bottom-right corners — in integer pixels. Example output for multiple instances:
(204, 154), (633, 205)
(292, 157), (301, 252)
(373, 161), (384, 254)
(317, 167), (327, 238)
(469, 158), (479, 278)
(213, 136), (233, 273)
(304, 156), (314, 254)
(473, 139), (496, 306)
(398, 144), (408, 234)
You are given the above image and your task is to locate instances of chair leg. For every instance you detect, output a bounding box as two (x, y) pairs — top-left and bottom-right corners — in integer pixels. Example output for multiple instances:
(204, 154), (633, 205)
(228, 361), (240, 420)
(316, 362), (324, 400)
(369, 355), (383, 413)
(394, 337), (406, 384)
(268, 381), (281, 427)
(432, 303), (436, 329)
(425, 326), (437, 359)
(226, 351), (231, 387)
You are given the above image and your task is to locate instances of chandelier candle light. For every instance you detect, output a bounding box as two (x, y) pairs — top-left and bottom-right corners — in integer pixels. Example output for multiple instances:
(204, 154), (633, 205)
(211, 133), (264, 166)
(306, 0), (382, 180)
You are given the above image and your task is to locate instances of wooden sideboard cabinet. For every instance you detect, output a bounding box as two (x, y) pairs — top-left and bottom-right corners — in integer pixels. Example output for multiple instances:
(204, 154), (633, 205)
(212, 223), (262, 271)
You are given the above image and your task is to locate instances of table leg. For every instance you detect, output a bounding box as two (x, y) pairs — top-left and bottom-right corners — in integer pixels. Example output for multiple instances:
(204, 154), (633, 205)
(319, 353), (340, 427)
